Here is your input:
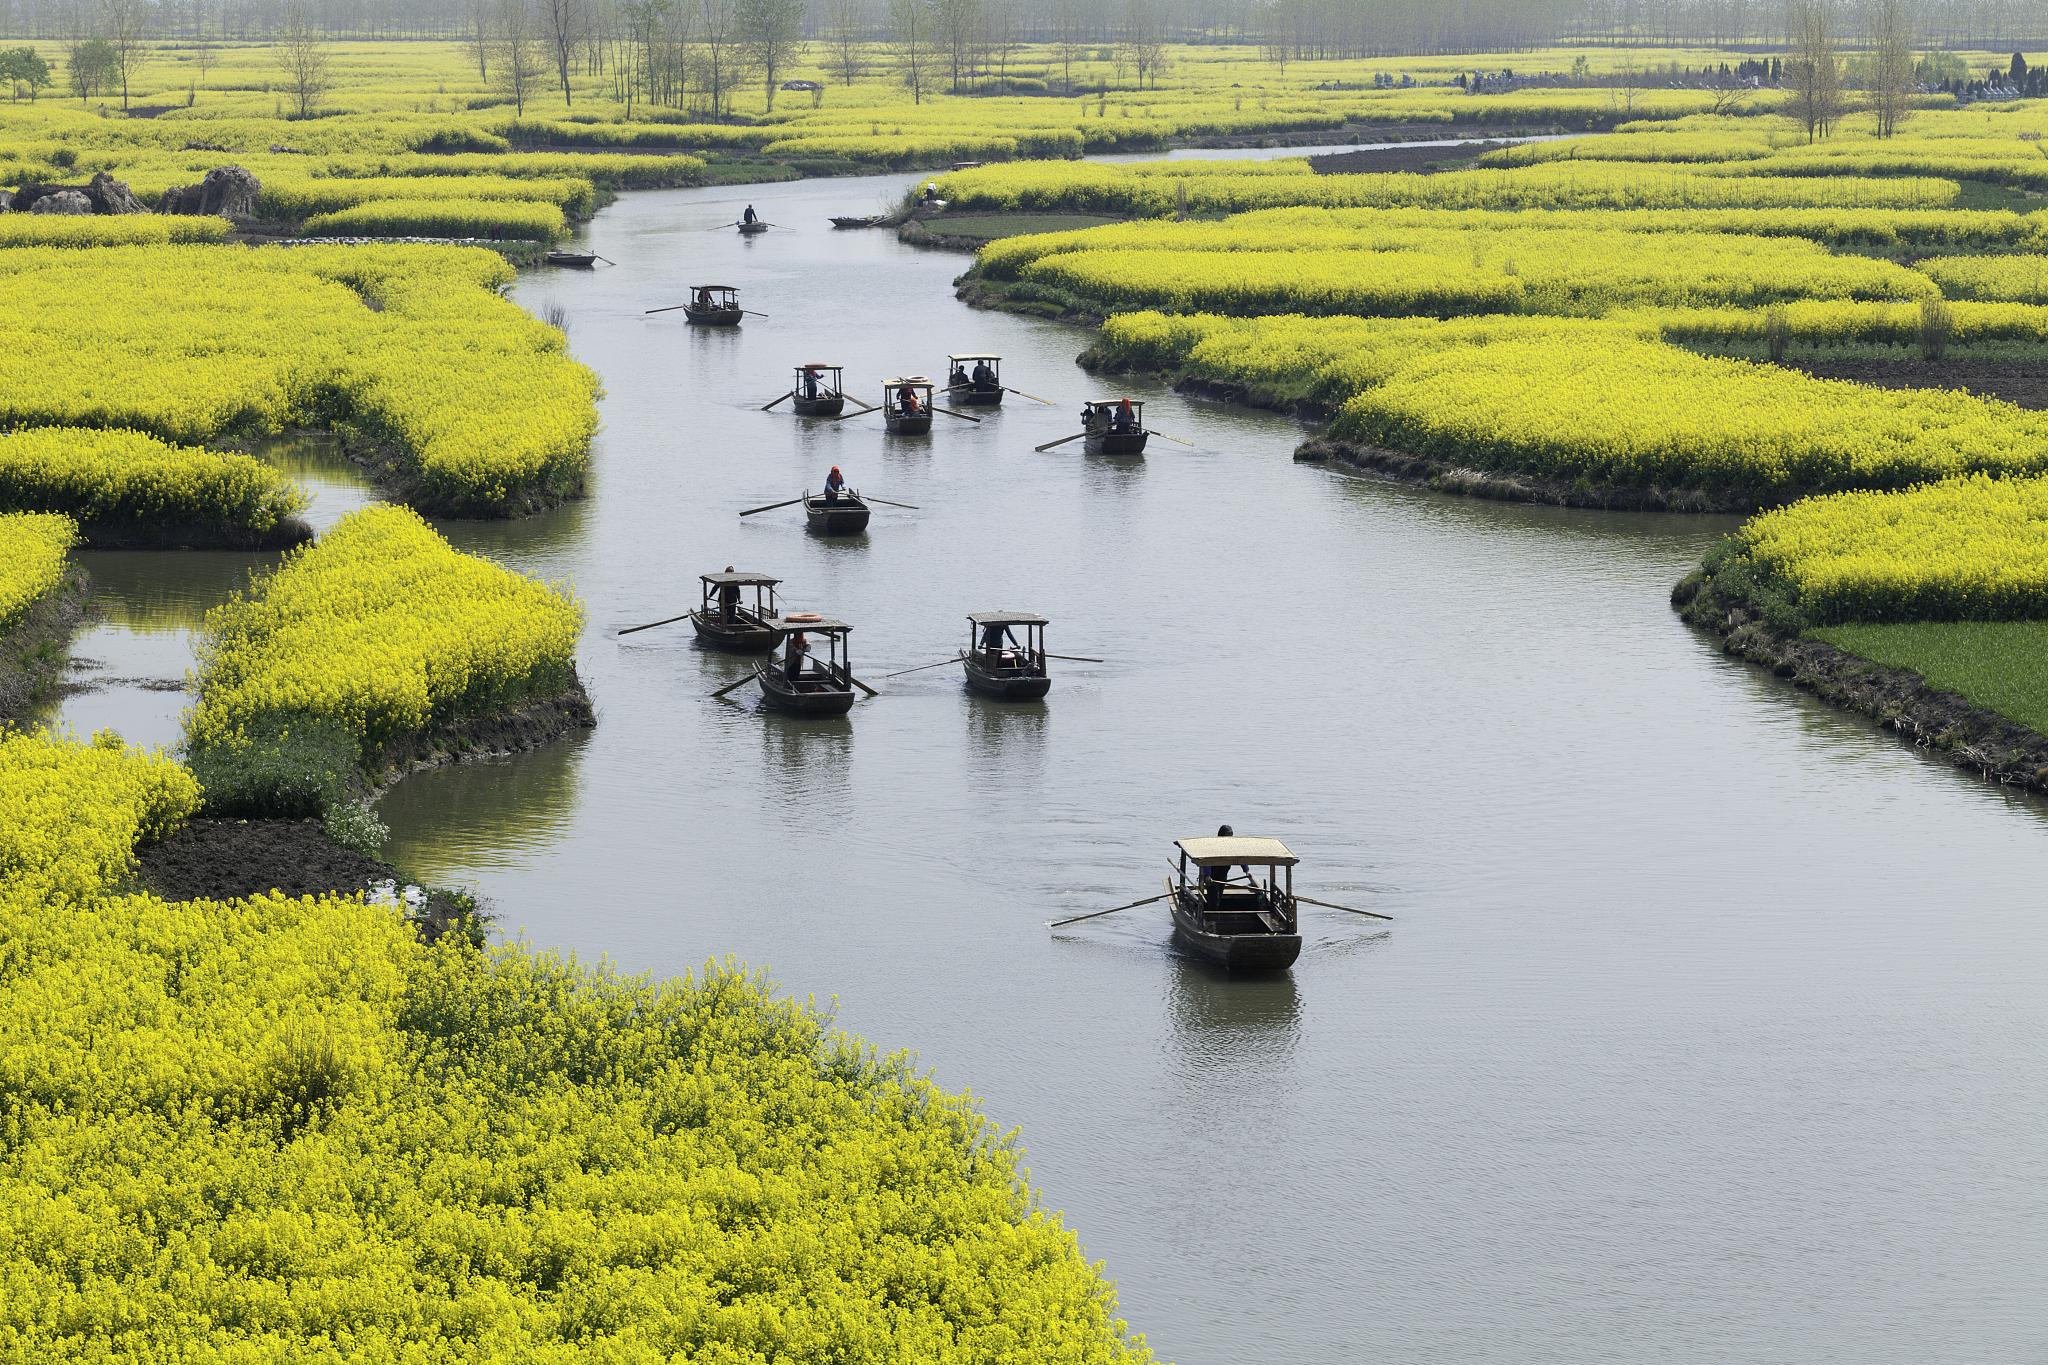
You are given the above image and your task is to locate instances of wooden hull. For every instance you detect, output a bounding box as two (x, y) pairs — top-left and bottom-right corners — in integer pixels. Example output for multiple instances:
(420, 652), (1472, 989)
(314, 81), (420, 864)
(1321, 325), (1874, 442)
(1086, 429), (1149, 456)
(758, 667), (855, 715)
(738, 221), (769, 235)
(1168, 889), (1301, 972)
(830, 216), (884, 229)
(952, 387), (1004, 408)
(792, 394), (846, 417)
(963, 656), (1050, 700)
(690, 609), (782, 654)
(545, 251), (595, 268)
(684, 307), (743, 326)
(884, 411), (933, 435)
(805, 498), (870, 535)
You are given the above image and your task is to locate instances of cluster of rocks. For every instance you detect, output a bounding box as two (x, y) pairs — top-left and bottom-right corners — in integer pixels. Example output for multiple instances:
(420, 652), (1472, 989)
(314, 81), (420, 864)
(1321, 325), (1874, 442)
(0, 166), (261, 220)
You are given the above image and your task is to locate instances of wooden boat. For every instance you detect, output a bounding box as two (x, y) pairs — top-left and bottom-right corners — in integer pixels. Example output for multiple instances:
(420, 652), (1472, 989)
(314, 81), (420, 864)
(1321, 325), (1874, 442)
(689, 571), (783, 653)
(945, 352), (1005, 408)
(757, 619), (858, 715)
(881, 378), (934, 436)
(1166, 836), (1302, 972)
(960, 612), (1051, 700)
(1083, 398), (1149, 456)
(829, 215), (885, 229)
(738, 219), (769, 236)
(544, 249), (596, 268)
(790, 363), (847, 418)
(684, 284), (743, 326)
(805, 490), (871, 535)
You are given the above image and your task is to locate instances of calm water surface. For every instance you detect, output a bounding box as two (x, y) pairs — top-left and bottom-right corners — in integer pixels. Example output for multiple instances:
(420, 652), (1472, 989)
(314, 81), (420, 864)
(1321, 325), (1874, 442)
(58, 173), (2048, 1365)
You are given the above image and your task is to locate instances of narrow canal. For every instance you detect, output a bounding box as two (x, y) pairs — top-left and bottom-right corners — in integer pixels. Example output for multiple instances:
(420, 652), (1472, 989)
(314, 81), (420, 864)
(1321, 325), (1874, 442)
(55, 169), (2048, 1364)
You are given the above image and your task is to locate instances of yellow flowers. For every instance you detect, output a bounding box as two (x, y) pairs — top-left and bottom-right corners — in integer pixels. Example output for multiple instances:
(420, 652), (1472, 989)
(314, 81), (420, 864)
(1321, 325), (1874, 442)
(188, 505), (583, 756)
(0, 726), (1155, 1361)
(1737, 474), (2048, 623)
(0, 214), (231, 246)
(0, 512), (75, 635)
(0, 426), (305, 543)
(0, 243), (596, 515)
(301, 195), (568, 241)
(1919, 254), (2048, 304)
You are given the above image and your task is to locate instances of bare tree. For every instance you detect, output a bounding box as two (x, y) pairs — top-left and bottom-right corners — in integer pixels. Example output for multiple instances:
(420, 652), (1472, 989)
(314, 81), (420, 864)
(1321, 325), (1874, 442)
(95, 0), (149, 109)
(539, 0), (585, 106)
(1049, 0), (1081, 91)
(932, 0), (978, 92)
(737, 0), (800, 109)
(493, 0), (544, 115)
(465, 0), (491, 79)
(1123, 0), (1167, 88)
(1868, 0), (1916, 137)
(275, 0), (331, 116)
(826, 0), (866, 85)
(187, 0), (218, 105)
(890, 0), (929, 104)
(1785, 0), (1845, 142)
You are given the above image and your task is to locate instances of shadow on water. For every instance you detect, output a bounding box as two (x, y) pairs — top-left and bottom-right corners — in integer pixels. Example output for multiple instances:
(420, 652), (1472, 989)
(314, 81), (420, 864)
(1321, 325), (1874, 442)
(375, 728), (592, 881)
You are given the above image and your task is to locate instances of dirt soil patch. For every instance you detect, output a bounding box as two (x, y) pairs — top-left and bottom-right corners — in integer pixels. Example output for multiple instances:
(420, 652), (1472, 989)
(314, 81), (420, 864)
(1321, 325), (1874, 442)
(137, 818), (397, 901)
(1790, 358), (2048, 410)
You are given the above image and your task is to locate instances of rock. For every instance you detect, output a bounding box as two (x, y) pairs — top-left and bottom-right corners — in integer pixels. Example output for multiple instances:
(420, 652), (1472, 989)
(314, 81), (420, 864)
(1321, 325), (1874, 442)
(84, 171), (146, 214)
(29, 191), (92, 215)
(158, 165), (262, 220)
(0, 190), (10, 212)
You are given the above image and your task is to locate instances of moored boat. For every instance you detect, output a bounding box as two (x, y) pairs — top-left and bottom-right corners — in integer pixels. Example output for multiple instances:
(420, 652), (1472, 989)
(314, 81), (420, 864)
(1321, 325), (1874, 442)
(544, 249), (596, 268)
(689, 571), (784, 653)
(1166, 835), (1303, 972)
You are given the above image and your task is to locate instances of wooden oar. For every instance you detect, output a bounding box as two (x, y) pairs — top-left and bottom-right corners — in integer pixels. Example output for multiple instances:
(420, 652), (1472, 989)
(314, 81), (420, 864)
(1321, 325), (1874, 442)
(849, 676), (880, 697)
(1005, 386), (1056, 405)
(645, 303), (690, 314)
(863, 495), (920, 510)
(704, 221), (740, 231)
(932, 406), (982, 423)
(593, 254), (617, 265)
(1034, 432), (1086, 452)
(842, 397), (880, 414)
(883, 655), (964, 679)
(1295, 894), (1393, 922)
(739, 496), (805, 517)
(618, 611), (692, 636)
(710, 671), (758, 699)
(742, 310), (772, 318)
(1046, 891), (1168, 930)
(761, 390), (795, 411)
(1148, 430), (1195, 447)
(1042, 653), (1104, 663)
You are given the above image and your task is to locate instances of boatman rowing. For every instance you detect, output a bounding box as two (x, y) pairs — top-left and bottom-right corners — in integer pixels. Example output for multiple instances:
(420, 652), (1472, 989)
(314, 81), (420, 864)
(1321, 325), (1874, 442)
(823, 465), (847, 504)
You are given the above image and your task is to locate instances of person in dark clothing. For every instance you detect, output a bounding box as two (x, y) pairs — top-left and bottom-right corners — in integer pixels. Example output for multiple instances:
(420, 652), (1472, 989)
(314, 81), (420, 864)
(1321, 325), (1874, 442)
(718, 564), (740, 624)
(971, 359), (996, 391)
(742, 204), (759, 225)
(980, 622), (1012, 670)
(1203, 823), (1235, 908)
(899, 385), (922, 415)
(801, 368), (820, 400)
(950, 363), (970, 390)
(1112, 397), (1136, 432)
(784, 631), (809, 682)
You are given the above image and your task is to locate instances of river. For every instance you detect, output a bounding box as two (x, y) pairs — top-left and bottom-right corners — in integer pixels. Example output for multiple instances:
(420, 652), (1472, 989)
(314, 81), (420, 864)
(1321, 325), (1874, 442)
(53, 170), (2048, 1364)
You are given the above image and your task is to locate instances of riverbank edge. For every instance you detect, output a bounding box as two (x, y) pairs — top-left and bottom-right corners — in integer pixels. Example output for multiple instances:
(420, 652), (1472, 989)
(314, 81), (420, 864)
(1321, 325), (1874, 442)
(363, 676), (597, 794)
(0, 566), (90, 722)
(70, 515), (314, 551)
(323, 425), (586, 520)
(1672, 552), (2048, 792)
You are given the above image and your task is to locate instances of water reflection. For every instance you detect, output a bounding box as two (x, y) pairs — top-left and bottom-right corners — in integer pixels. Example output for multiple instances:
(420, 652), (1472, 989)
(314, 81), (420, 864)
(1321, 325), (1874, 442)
(1166, 958), (1305, 1071)
(375, 729), (591, 881)
(962, 693), (1049, 796)
(255, 431), (378, 533)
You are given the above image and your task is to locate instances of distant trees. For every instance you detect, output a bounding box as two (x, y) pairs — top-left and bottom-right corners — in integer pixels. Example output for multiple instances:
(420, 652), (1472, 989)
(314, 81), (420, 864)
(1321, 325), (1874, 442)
(825, 0), (868, 86)
(63, 35), (114, 102)
(1784, 0), (1846, 143)
(0, 46), (51, 99)
(492, 0), (544, 115)
(276, 0), (332, 116)
(889, 0), (929, 104)
(736, 0), (800, 109)
(94, 0), (150, 109)
(538, 0), (586, 107)
(1867, 0), (1916, 138)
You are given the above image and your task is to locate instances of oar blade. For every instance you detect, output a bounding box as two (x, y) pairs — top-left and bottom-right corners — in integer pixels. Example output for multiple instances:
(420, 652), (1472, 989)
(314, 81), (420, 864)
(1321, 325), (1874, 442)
(710, 671), (758, 699)
(1046, 890), (1168, 930)
(761, 391), (795, 411)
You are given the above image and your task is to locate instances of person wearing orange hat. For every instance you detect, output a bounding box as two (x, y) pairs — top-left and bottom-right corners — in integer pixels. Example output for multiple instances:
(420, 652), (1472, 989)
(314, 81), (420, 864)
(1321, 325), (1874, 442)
(823, 465), (846, 504)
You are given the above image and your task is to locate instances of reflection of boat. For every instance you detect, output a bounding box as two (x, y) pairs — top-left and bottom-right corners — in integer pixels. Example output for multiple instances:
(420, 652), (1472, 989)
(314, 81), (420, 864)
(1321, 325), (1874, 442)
(1166, 835), (1302, 972)
(756, 619), (859, 716)
(690, 570), (783, 653)
(959, 611), (1051, 700)
(1166, 954), (1304, 1055)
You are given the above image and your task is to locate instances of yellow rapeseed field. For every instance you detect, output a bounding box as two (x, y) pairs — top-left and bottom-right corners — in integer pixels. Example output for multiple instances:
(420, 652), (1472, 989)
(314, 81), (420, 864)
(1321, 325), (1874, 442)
(0, 512), (76, 635)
